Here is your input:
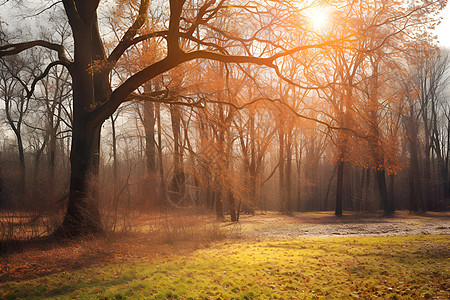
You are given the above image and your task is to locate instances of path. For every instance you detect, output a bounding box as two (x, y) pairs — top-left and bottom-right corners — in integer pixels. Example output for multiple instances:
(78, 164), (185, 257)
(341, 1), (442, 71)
(231, 211), (450, 239)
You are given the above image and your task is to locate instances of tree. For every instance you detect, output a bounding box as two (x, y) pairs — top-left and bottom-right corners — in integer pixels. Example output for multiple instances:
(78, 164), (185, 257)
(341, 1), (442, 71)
(0, 0), (444, 236)
(403, 48), (450, 211)
(0, 54), (36, 194)
(417, 50), (450, 210)
(0, 0), (307, 235)
(302, 0), (445, 215)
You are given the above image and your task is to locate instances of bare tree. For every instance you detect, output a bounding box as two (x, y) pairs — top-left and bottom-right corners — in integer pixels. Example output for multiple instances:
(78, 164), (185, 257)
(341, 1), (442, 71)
(0, 0), (444, 236)
(0, 54), (36, 194)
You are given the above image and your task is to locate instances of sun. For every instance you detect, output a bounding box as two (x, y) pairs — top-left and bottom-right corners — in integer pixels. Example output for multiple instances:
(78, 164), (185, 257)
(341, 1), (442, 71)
(309, 8), (329, 31)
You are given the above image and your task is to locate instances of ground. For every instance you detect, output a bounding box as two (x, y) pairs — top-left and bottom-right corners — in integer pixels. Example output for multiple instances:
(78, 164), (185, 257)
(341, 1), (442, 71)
(235, 211), (450, 239)
(0, 211), (449, 299)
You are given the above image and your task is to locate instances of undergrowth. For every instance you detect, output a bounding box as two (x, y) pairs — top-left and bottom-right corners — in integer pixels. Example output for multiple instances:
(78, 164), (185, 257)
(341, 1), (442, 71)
(1, 235), (448, 299)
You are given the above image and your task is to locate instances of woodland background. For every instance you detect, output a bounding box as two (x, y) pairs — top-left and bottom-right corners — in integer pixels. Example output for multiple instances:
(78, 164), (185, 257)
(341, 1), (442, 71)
(0, 0), (449, 239)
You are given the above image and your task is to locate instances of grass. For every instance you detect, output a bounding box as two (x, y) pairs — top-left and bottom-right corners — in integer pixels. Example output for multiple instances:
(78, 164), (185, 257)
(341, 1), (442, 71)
(0, 235), (448, 299)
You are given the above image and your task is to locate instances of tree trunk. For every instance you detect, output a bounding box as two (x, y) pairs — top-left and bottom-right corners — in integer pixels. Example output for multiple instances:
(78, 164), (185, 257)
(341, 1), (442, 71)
(423, 146), (431, 211)
(17, 136), (26, 195)
(389, 173), (395, 211)
(344, 164), (353, 211)
(446, 119), (450, 198)
(145, 102), (156, 174)
(0, 151), (3, 210)
(248, 114), (256, 214)
(4, 85), (27, 195)
(363, 168), (372, 211)
(375, 169), (394, 215)
(285, 133), (293, 213)
(143, 84), (156, 175)
(409, 166), (418, 212)
(156, 103), (165, 206)
(407, 116), (423, 212)
(170, 105), (185, 202)
(278, 130), (285, 213)
(49, 131), (57, 197)
(143, 96), (158, 208)
(228, 189), (237, 222)
(323, 166), (337, 211)
(422, 110), (432, 212)
(335, 158), (344, 216)
(55, 123), (103, 237)
(111, 115), (118, 182)
(295, 144), (302, 212)
(215, 188), (224, 220)
(367, 59), (394, 216)
(54, 8), (104, 236)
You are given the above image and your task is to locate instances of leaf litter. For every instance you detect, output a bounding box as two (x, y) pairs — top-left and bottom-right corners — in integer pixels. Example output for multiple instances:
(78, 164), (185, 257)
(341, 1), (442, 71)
(0, 211), (448, 299)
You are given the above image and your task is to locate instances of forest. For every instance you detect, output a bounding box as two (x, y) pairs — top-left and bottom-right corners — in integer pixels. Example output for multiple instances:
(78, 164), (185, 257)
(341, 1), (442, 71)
(0, 0), (449, 235)
(0, 0), (449, 298)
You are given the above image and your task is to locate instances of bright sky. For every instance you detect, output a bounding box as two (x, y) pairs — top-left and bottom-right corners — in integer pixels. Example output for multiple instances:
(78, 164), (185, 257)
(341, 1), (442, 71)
(0, 2), (449, 49)
(437, 4), (450, 49)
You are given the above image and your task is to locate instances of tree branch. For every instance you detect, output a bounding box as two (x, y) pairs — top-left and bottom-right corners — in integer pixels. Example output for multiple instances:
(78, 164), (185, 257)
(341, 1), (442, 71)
(0, 40), (71, 64)
(104, 0), (150, 74)
(26, 61), (72, 100)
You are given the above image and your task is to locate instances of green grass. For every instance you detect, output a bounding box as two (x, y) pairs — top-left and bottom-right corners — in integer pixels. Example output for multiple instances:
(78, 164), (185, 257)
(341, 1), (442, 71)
(1, 235), (448, 299)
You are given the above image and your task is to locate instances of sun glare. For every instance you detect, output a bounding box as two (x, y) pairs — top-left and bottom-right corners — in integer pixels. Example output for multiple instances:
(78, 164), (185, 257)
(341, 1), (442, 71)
(309, 8), (329, 31)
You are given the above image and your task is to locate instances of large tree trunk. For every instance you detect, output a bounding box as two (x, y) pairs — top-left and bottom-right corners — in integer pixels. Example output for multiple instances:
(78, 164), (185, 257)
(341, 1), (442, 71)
(54, 4), (104, 236)
(55, 123), (103, 236)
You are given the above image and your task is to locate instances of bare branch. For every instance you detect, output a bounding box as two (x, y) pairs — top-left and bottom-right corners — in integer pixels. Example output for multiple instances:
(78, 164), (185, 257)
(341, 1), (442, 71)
(26, 1), (62, 18)
(0, 40), (71, 63)
(25, 61), (72, 100)
(105, 0), (150, 73)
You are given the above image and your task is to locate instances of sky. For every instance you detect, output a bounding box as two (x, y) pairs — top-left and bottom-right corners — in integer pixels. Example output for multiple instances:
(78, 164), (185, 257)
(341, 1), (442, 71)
(437, 4), (450, 49)
(0, 2), (449, 48)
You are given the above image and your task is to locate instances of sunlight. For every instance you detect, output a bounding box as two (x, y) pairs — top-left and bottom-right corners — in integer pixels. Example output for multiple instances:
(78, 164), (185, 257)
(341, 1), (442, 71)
(308, 7), (329, 31)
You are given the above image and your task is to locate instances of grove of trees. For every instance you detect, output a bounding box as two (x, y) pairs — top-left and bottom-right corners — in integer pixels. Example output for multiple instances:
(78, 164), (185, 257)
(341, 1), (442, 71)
(0, 0), (448, 238)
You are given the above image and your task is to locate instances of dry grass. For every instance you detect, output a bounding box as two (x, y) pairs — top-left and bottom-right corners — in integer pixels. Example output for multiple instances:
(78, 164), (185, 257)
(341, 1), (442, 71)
(0, 209), (224, 282)
(1, 210), (448, 285)
(1, 235), (448, 299)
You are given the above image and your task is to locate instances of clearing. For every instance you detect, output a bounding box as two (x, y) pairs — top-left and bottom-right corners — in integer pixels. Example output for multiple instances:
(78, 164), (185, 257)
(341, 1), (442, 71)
(0, 211), (449, 299)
